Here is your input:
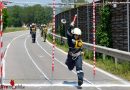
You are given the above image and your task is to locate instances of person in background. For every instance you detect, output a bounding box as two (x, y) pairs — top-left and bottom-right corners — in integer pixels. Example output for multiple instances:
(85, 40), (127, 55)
(40, 24), (43, 37)
(42, 24), (48, 42)
(29, 24), (32, 34)
(31, 23), (37, 43)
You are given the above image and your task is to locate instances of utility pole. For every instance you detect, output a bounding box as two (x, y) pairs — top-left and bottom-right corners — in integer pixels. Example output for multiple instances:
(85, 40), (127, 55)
(87, 0), (90, 42)
(127, 0), (130, 52)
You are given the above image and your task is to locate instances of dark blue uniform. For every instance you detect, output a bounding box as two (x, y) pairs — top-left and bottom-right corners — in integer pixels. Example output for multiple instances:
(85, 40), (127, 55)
(31, 27), (36, 43)
(65, 26), (84, 86)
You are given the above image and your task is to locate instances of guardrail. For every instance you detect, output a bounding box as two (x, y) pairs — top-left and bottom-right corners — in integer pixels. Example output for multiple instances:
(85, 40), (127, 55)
(49, 32), (130, 61)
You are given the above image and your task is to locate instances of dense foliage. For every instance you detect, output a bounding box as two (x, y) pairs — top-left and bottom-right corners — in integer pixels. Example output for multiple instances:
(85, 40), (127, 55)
(3, 8), (8, 30)
(7, 4), (53, 27)
(96, 5), (112, 47)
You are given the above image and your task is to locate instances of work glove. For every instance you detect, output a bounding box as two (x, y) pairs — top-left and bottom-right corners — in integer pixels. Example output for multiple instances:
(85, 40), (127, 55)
(70, 21), (74, 27)
(81, 52), (84, 56)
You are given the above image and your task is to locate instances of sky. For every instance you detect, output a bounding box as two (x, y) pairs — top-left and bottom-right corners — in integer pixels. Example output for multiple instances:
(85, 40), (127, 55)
(8, 0), (96, 6)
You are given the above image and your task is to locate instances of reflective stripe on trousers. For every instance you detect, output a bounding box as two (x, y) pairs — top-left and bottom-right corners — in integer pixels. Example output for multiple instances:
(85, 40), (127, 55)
(77, 70), (83, 74)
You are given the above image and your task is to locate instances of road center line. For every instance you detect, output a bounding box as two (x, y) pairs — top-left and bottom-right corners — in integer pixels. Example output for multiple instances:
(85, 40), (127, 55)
(24, 36), (50, 82)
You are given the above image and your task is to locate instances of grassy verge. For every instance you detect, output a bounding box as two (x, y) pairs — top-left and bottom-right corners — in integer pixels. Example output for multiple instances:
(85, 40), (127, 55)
(47, 34), (130, 81)
(47, 34), (69, 52)
(3, 27), (27, 33)
(86, 58), (130, 81)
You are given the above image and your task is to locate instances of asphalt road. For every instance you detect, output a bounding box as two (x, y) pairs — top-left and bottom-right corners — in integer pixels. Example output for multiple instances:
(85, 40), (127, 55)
(2, 30), (130, 90)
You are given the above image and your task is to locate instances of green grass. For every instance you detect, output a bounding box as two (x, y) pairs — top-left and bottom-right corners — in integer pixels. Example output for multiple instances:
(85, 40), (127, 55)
(47, 34), (130, 81)
(47, 34), (69, 52)
(87, 58), (130, 81)
(4, 27), (27, 33)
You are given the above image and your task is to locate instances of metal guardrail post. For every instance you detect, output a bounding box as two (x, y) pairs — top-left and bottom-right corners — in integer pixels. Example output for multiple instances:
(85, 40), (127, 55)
(127, 0), (130, 52)
(103, 54), (106, 60)
(87, 3), (90, 43)
(115, 58), (118, 68)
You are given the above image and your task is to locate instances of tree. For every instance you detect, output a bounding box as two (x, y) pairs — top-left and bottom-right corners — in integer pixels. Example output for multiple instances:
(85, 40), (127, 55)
(75, 0), (86, 7)
(3, 8), (8, 30)
(7, 5), (53, 27)
(7, 5), (23, 27)
(61, 0), (86, 8)
(76, 0), (85, 3)
(96, 5), (112, 47)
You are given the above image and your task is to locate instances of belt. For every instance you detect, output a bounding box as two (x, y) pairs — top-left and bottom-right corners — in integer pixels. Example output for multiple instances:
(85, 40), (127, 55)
(68, 51), (81, 60)
(69, 51), (81, 57)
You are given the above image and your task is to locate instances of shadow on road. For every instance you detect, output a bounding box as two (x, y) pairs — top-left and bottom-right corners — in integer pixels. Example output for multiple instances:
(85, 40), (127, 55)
(63, 81), (82, 89)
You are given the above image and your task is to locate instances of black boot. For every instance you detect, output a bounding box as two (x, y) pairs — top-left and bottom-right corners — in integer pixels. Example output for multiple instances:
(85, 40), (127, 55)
(34, 39), (36, 43)
(78, 72), (84, 86)
(32, 40), (34, 43)
(32, 39), (35, 43)
(78, 79), (83, 86)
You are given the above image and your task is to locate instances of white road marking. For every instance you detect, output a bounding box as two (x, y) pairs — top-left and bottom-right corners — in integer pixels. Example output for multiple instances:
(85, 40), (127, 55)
(3, 33), (28, 79)
(24, 36), (50, 81)
(3, 83), (130, 88)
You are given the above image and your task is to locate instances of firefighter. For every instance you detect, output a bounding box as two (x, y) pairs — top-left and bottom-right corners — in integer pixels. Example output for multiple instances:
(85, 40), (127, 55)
(40, 24), (43, 37)
(42, 24), (48, 42)
(29, 24), (32, 34)
(65, 21), (84, 86)
(31, 23), (37, 43)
